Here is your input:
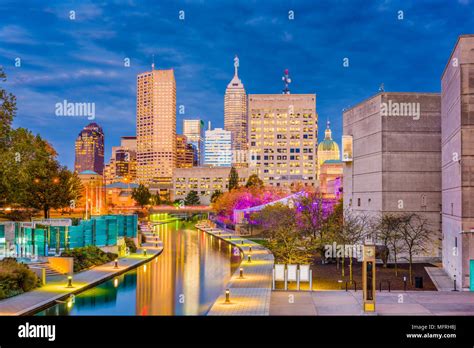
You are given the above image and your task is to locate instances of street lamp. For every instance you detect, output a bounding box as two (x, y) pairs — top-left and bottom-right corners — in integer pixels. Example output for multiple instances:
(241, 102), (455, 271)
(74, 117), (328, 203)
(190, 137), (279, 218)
(66, 275), (73, 288)
(225, 288), (230, 303)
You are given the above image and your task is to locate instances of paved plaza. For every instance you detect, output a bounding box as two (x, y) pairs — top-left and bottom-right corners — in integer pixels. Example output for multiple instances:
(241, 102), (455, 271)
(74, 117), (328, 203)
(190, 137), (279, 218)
(196, 223), (274, 316)
(270, 290), (474, 316)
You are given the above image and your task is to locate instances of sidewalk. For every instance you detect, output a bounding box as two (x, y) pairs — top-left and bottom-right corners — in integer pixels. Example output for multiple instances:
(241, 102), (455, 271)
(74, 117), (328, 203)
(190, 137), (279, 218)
(270, 290), (474, 315)
(0, 244), (163, 316)
(195, 222), (274, 316)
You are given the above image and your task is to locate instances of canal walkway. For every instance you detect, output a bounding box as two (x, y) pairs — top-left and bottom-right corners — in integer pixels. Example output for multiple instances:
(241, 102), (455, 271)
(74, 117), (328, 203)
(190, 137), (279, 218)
(0, 243), (163, 316)
(195, 222), (274, 316)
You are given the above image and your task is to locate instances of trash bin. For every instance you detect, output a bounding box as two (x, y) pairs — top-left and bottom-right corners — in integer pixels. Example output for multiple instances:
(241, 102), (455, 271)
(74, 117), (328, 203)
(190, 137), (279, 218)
(415, 276), (423, 289)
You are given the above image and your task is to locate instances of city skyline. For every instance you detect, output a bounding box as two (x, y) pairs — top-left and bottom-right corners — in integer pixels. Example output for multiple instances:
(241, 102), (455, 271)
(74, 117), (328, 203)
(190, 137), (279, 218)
(1, 0), (474, 170)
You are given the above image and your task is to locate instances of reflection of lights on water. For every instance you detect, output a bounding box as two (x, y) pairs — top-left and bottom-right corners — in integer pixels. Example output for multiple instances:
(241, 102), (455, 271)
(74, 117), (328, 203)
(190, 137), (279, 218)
(114, 278), (119, 287)
(143, 264), (147, 273)
(67, 301), (72, 309)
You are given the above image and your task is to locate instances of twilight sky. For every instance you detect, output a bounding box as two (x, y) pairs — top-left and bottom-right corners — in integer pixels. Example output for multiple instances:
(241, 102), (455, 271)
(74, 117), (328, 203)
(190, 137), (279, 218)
(0, 0), (473, 169)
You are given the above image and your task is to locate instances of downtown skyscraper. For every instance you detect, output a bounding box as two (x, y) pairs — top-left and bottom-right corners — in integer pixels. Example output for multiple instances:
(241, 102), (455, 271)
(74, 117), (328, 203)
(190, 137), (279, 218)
(136, 68), (176, 185)
(183, 119), (205, 165)
(74, 122), (105, 175)
(224, 56), (247, 166)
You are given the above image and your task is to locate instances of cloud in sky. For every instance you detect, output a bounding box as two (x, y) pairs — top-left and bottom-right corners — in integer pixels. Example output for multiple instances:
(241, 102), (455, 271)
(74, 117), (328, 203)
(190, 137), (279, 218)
(0, 0), (473, 169)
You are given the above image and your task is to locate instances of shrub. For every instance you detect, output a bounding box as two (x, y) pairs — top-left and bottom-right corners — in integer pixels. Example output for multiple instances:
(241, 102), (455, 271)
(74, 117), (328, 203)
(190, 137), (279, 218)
(124, 237), (137, 253)
(61, 246), (118, 272)
(0, 258), (41, 300)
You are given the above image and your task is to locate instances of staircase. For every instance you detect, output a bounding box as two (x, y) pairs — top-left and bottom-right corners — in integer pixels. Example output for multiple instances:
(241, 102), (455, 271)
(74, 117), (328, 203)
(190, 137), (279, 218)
(28, 261), (64, 277)
(140, 222), (162, 248)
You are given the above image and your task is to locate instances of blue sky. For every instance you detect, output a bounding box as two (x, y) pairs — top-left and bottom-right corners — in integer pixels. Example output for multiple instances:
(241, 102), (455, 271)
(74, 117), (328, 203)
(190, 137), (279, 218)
(0, 0), (473, 169)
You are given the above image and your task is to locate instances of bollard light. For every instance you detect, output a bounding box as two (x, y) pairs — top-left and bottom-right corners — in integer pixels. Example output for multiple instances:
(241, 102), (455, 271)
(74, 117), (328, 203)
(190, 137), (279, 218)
(241, 240), (244, 245)
(239, 268), (244, 278)
(143, 249), (147, 257)
(114, 259), (119, 269)
(225, 288), (230, 303)
(249, 246), (252, 253)
(247, 254), (252, 263)
(66, 275), (73, 288)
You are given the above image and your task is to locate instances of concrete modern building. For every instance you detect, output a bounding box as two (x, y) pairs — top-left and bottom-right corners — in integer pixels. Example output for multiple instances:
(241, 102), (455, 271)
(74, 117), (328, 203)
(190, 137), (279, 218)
(248, 93), (318, 187)
(173, 167), (248, 205)
(176, 134), (194, 168)
(183, 119), (205, 165)
(343, 92), (442, 260)
(74, 123), (105, 175)
(204, 127), (232, 167)
(224, 56), (247, 166)
(318, 121), (341, 175)
(441, 35), (474, 290)
(104, 136), (137, 185)
(136, 68), (176, 185)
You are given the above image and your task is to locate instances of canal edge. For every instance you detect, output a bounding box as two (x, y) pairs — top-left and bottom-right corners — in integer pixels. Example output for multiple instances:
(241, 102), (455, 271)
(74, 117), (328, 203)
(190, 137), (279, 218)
(195, 222), (274, 316)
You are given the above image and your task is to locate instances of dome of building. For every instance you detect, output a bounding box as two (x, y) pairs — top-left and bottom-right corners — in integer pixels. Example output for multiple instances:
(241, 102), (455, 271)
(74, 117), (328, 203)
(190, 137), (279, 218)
(317, 121), (341, 178)
(318, 121), (340, 155)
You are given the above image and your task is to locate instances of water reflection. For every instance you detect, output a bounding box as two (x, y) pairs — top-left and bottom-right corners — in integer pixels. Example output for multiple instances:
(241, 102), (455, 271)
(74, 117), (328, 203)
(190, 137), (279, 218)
(36, 221), (241, 316)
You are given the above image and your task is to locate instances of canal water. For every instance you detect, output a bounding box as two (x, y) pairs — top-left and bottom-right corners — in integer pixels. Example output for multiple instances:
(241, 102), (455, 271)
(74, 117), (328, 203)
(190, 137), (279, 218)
(36, 221), (241, 315)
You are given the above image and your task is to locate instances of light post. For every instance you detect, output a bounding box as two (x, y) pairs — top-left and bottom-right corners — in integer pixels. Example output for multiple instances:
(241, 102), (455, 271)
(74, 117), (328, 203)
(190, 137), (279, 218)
(225, 288), (230, 303)
(114, 259), (119, 269)
(239, 268), (244, 279)
(66, 275), (73, 288)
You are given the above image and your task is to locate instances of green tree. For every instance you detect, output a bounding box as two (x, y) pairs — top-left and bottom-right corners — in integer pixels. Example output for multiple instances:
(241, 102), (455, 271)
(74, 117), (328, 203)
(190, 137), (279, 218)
(131, 184), (151, 208)
(151, 192), (161, 206)
(0, 67), (17, 146)
(184, 190), (200, 206)
(245, 174), (263, 188)
(252, 203), (314, 264)
(228, 166), (239, 191)
(210, 190), (222, 204)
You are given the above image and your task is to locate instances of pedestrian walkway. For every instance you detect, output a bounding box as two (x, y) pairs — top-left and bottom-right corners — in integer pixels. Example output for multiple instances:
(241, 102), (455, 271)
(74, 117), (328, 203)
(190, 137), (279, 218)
(195, 221), (274, 316)
(425, 266), (455, 291)
(0, 244), (163, 316)
(270, 290), (474, 315)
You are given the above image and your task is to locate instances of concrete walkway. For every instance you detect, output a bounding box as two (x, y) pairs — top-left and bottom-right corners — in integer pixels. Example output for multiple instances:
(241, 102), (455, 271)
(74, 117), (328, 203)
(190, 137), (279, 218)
(425, 267), (456, 291)
(195, 222), (274, 316)
(270, 290), (474, 316)
(0, 243), (163, 316)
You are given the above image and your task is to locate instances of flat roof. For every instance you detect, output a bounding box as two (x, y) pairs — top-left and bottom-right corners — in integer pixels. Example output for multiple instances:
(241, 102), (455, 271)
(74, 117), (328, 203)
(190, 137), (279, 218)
(343, 91), (440, 114)
(441, 34), (474, 78)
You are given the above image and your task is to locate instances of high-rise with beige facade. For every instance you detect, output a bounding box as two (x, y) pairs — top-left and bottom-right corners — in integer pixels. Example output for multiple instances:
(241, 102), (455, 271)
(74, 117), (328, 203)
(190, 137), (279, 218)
(136, 69), (176, 185)
(248, 94), (317, 187)
(224, 56), (247, 166)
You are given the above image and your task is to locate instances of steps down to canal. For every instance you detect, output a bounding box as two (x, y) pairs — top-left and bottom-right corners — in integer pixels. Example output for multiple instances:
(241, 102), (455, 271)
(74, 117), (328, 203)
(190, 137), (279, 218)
(195, 222), (274, 316)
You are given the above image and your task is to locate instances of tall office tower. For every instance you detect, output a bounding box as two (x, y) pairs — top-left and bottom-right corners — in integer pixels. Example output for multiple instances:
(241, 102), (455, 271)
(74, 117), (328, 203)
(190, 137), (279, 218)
(176, 134), (194, 168)
(224, 56), (248, 166)
(104, 136), (137, 185)
(248, 94), (317, 187)
(441, 35), (474, 290)
(204, 128), (232, 167)
(74, 122), (105, 174)
(136, 69), (176, 185)
(183, 119), (205, 165)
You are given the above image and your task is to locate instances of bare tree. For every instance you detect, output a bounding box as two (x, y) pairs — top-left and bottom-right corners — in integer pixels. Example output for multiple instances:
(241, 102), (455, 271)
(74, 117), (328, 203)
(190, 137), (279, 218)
(399, 213), (431, 284)
(376, 213), (405, 275)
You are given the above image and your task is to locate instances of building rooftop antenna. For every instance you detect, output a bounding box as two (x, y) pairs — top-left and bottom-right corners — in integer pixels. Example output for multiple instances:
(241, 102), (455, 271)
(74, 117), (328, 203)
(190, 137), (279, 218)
(282, 69), (291, 94)
(151, 54), (155, 70)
